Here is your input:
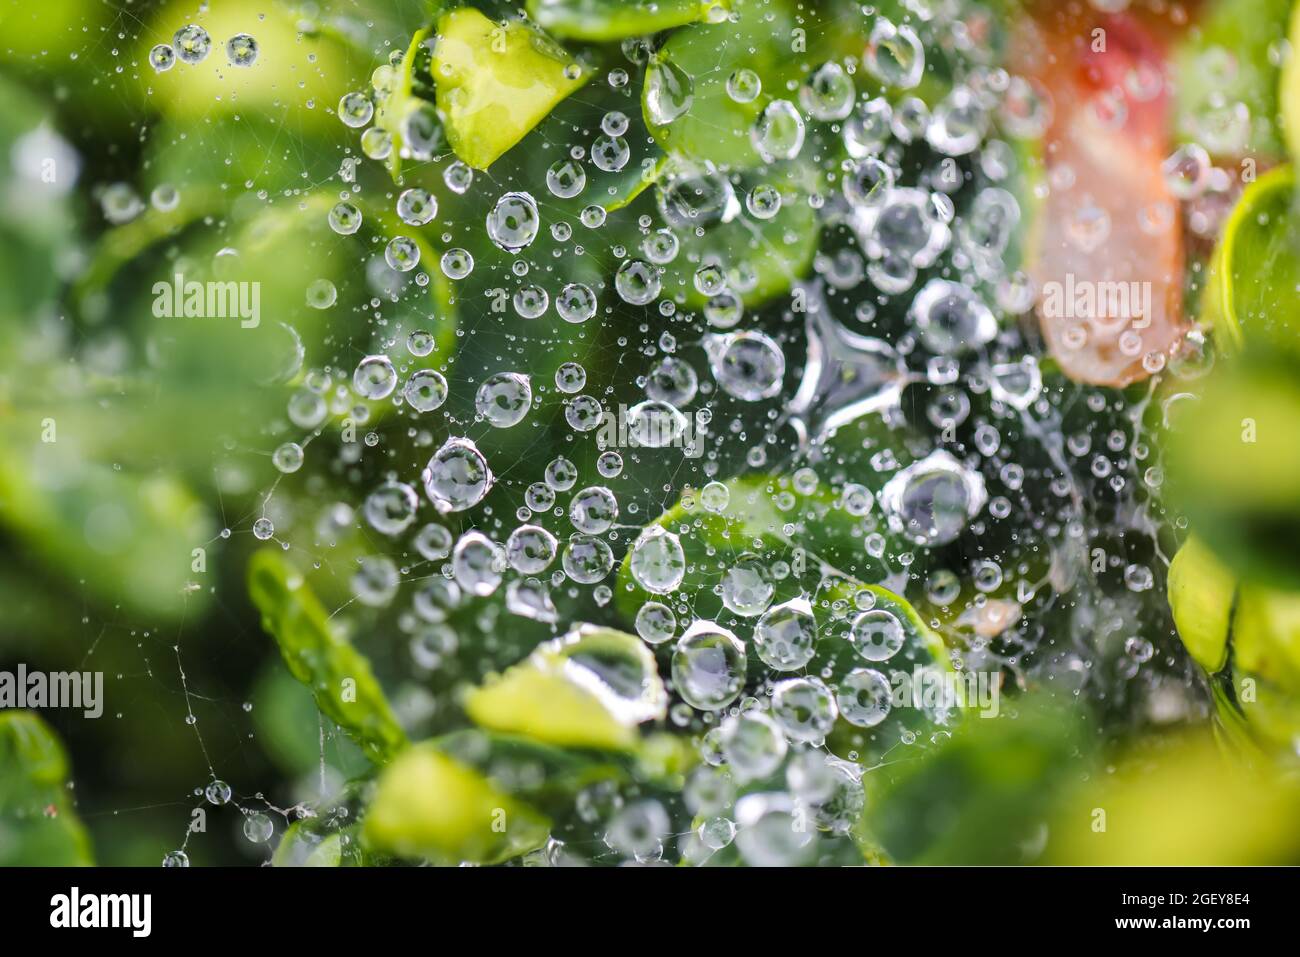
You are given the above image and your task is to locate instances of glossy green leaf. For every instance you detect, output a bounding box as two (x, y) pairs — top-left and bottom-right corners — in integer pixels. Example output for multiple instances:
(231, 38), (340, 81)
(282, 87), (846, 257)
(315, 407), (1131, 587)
(464, 625), (666, 751)
(247, 549), (408, 763)
(362, 742), (550, 864)
(527, 0), (725, 42)
(642, 0), (913, 168)
(0, 712), (94, 866)
(431, 7), (588, 169)
(643, 0), (822, 168)
(1202, 165), (1300, 352)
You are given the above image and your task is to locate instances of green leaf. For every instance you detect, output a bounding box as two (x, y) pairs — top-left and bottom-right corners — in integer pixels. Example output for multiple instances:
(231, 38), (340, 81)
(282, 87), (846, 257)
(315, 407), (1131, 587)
(251, 662), (369, 778)
(1285, 2), (1300, 161)
(1047, 732), (1300, 865)
(435, 729), (630, 818)
(1202, 164), (1300, 352)
(868, 697), (1086, 865)
(1167, 535), (1236, 673)
(527, 0), (726, 42)
(1231, 670), (1300, 752)
(0, 712), (94, 866)
(0, 451), (213, 621)
(1166, 348), (1300, 590)
(362, 742), (550, 864)
(136, 1), (359, 134)
(643, 0), (816, 169)
(373, 25), (432, 182)
(642, 0), (896, 169)
(1233, 584), (1300, 692)
(1173, 0), (1293, 159)
(616, 471), (905, 623)
(464, 625), (667, 751)
(273, 821), (346, 867)
(247, 549), (408, 763)
(431, 7), (588, 169)
(664, 166), (821, 309)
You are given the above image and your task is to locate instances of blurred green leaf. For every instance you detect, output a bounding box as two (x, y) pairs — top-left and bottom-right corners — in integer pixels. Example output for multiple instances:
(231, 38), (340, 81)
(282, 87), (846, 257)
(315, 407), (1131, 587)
(867, 697), (1086, 865)
(251, 662), (369, 778)
(362, 741), (550, 864)
(1048, 732), (1300, 865)
(1233, 584), (1300, 693)
(137, 0), (362, 134)
(0, 450), (213, 620)
(0, 712), (93, 866)
(1173, 0), (1292, 158)
(1285, 3), (1300, 161)
(1166, 348), (1300, 590)
(1167, 535), (1235, 673)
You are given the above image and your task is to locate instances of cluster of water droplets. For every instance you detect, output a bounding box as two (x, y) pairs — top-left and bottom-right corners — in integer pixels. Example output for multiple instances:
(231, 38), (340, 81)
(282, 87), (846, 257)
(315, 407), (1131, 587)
(201, 2), (1206, 866)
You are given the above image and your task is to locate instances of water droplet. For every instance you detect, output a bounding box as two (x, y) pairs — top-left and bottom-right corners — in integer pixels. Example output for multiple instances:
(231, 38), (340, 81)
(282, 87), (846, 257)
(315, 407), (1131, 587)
(645, 55), (694, 125)
(629, 526), (686, 594)
(225, 33), (258, 67)
(422, 437), (493, 513)
(475, 372), (532, 428)
(672, 621), (747, 711)
(172, 25), (212, 65)
(751, 99), (805, 162)
(487, 192), (540, 252)
(753, 597), (818, 671)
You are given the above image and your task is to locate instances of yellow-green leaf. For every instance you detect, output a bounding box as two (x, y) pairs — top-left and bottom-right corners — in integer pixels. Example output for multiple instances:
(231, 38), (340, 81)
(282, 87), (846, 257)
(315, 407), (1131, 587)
(431, 8), (587, 169)
(1167, 536), (1237, 673)
(1202, 164), (1299, 353)
(1049, 732), (1300, 865)
(464, 625), (666, 751)
(1281, 1), (1300, 161)
(362, 743), (549, 864)
(1233, 584), (1300, 691)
